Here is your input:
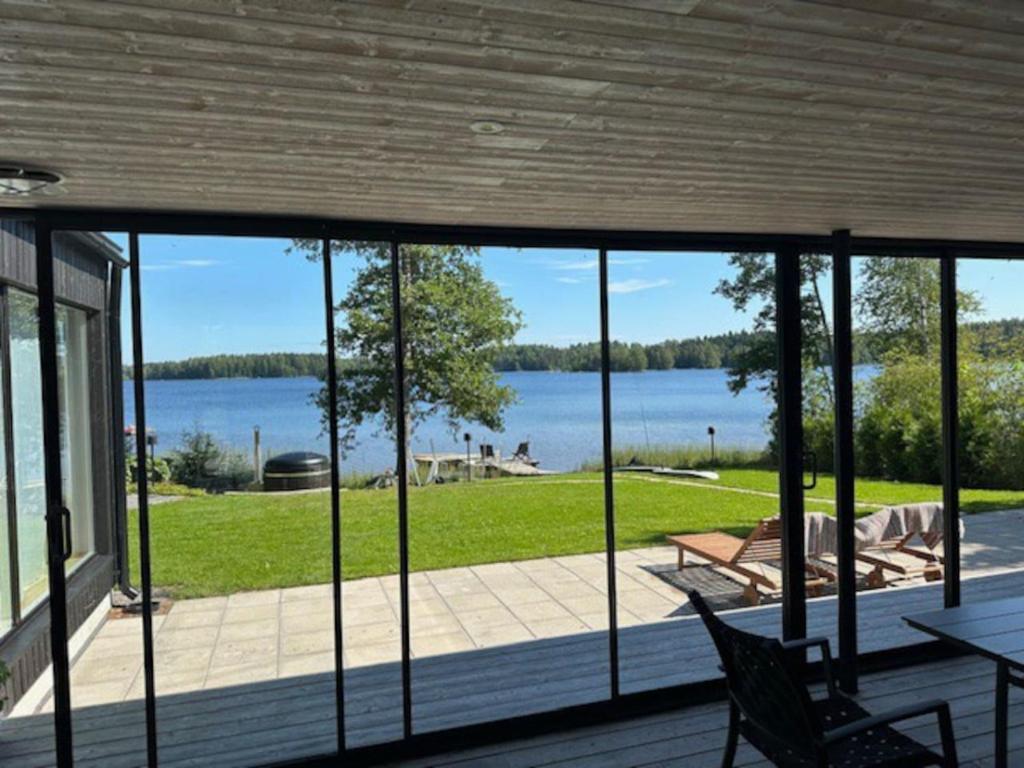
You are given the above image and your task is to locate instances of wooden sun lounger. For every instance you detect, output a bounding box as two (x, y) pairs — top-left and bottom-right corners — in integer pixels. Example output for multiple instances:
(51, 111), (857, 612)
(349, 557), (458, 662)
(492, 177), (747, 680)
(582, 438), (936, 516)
(666, 518), (832, 606)
(858, 531), (943, 588)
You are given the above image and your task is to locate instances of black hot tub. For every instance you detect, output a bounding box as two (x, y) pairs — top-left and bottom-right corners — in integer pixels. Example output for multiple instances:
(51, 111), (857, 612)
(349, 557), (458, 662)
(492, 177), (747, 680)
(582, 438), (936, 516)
(263, 451), (331, 492)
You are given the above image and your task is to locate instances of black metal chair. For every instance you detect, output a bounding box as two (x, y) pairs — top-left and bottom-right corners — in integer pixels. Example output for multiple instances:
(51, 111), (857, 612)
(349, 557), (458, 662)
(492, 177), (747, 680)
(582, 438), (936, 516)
(688, 590), (959, 768)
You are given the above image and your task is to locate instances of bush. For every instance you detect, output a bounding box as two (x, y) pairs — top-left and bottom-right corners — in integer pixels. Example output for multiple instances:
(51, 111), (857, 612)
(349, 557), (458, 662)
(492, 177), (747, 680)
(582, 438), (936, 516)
(855, 353), (1024, 489)
(0, 659), (9, 714)
(167, 428), (255, 493)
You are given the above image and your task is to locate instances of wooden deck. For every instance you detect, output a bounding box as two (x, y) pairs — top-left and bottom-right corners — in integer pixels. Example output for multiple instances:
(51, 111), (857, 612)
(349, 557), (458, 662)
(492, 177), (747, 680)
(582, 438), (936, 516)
(398, 654), (1018, 768)
(3, 568), (1024, 768)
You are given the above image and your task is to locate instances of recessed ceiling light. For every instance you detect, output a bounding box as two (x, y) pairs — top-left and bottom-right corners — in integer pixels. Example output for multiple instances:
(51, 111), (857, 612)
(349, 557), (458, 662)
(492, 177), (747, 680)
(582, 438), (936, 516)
(470, 120), (505, 135)
(0, 166), (63, 196)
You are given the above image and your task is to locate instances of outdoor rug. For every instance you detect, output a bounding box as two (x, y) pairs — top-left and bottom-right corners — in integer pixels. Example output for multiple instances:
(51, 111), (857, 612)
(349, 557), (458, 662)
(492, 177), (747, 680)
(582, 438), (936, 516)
(642, 559), (854, 616)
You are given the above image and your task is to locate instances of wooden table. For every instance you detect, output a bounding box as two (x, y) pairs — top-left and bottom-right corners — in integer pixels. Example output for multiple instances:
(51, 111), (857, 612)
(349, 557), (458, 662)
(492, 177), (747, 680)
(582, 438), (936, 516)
(904, 597), (1024, 768)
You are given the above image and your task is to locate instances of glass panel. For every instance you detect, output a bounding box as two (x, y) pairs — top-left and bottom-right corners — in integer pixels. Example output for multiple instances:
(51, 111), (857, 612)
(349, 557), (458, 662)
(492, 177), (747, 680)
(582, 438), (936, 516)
(56, 304), (95, 569)
(955, 258), (1024, 604)
(9, 289), (48, 614)
(0, 332), (9, 635)
(405, 245), (608, 731)
(0, 232), (52, 767)
(132, 235), (336, 766)
(851, 255), (946, 650)
(610, 251), (781, 692)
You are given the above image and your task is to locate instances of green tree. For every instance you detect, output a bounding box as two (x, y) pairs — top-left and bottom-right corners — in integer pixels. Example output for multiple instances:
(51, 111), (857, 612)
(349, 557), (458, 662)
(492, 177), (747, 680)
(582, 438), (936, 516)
(290, 241), (523, 468)
(714, 253), (835, 455)
(856, 258), (980, 359)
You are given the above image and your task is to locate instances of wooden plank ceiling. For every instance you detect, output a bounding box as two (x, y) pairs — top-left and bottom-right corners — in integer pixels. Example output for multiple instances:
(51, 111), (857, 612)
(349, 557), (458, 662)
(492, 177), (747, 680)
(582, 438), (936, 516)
(2, 0), (1024, 239)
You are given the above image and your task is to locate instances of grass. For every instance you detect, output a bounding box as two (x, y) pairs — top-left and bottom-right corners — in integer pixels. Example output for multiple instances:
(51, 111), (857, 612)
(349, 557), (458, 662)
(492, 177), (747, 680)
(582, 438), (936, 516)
(579, 443), (768, 472)
(128, 468), (1024, 599)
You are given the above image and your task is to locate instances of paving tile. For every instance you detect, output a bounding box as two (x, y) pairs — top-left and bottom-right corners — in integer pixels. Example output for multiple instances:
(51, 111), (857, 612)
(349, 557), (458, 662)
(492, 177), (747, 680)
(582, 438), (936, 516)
(337, 604), (393, 627)
(345, 644), (403, 667)
(409, 599), (453, 618)
(408, 613), (463, 637)
(223, 604), (280, 623)
(524, 617), (590, 639)
(508, 601), (573, 623)
(578, 611), (612, 630)
(279, 651), (335, 677)
(226, 590), (282, 608)
(410, 630), (475, 657)
(345, 620), (401, 647)
(281, 583), (333, 602)
(489, 587), (552, 606)
(205, 662), (276, 689)
(557, 594), (610, 616)
(170, 596), (228, 614)
(211, 636), (278, 667)
(217, 618), (279, 641)
(161, 610), (224, 631)
(100, 616), (159, 636)
(454, 606), (519, 629)
(465, 623), (534, 648)
(282, 610), (334, 634)
(281, 630), (334, 656)
(70, 679), (134, 707)
(155, 626), (220, 651)
(444, 592), (504, 612)
(154, 647), (213, 674)
(80, 634), (148, 658)
(71, 654), (143, 686)
(280, 597), (332, 618)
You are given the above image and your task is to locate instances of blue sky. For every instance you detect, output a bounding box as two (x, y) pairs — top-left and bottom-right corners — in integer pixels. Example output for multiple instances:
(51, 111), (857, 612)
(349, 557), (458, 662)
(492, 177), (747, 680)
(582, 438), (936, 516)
(107, 234), (1024, 363)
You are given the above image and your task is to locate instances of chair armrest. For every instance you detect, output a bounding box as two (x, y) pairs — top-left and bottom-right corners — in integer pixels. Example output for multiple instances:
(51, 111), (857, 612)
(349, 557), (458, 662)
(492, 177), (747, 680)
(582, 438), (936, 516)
(781, 636), (837, 696)
(822, 699), (953, 746)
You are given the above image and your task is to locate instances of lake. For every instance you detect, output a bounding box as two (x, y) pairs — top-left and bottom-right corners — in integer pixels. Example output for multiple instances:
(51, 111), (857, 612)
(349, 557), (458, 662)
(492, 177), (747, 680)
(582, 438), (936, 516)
(124, 369), (777, 474)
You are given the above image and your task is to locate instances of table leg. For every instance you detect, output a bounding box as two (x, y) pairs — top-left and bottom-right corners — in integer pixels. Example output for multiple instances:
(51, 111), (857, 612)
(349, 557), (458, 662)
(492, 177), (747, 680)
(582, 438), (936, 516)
(997, 661), (1009, 768)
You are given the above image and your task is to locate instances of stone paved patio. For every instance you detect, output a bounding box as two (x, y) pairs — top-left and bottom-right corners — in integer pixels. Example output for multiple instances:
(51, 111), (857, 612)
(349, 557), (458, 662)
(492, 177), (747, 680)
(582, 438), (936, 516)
(15, 506), (1024, 717)
(23, 546), (686, 713)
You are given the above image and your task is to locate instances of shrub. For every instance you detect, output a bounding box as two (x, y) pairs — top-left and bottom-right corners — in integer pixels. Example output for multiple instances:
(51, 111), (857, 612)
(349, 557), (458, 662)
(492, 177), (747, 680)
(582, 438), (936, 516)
(167, 428), (255, 493)
(0, 659), (9, 713)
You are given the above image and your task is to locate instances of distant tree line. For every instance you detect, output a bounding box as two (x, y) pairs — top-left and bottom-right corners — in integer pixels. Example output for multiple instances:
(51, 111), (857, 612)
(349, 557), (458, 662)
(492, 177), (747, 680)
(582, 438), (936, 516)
(127, 353), (327, 380)
(129, 319), (1024, 380)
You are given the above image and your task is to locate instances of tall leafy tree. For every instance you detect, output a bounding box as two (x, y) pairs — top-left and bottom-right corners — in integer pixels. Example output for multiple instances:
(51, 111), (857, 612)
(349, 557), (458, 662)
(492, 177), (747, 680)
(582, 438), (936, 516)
(290, 241), (523, 471)
(856, 257), (980, 360)
(714, 252), (834, 397)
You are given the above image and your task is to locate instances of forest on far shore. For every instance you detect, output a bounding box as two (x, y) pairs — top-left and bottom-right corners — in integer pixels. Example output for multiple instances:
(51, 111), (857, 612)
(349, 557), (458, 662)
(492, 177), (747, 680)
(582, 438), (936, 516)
(127, 317), (1024, 380)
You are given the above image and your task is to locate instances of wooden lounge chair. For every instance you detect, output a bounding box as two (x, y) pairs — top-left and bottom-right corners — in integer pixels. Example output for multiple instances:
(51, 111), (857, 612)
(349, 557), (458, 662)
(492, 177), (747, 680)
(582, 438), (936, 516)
(858, 531), (943, 588)
(690, 589), (959, 767)
(666, 517), (833, 606)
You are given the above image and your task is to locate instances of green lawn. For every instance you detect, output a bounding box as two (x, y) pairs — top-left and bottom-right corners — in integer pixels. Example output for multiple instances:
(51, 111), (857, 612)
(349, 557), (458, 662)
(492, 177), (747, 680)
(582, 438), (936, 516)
(129, 470), (1024, 598)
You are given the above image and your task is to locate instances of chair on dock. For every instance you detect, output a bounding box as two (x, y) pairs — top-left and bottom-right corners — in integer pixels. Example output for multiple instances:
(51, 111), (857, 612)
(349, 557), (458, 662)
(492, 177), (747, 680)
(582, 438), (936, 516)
(666, 518), (833, 606)
(690, 589), (959, 768)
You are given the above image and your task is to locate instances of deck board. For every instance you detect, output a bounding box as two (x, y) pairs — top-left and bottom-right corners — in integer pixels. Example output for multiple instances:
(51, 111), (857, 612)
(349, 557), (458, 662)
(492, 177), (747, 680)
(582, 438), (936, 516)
(2, 569), (1022, 767)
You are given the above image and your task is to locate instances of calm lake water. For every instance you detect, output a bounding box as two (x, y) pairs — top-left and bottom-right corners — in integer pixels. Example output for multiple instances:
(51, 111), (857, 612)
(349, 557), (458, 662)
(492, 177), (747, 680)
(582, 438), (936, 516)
(124, 369), (777, 473)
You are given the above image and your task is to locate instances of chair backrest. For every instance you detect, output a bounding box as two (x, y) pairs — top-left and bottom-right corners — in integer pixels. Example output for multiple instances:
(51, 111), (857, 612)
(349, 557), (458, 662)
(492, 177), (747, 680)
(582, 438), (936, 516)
(735, 517), (783, 564)
(689, 590), (822, 756)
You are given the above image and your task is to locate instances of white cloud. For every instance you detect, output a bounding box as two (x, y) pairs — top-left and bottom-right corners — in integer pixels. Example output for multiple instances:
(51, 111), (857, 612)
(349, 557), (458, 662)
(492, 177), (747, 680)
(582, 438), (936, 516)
(556, 276), (583, 284)
(140, 259), (220, 272)
(607, 278), (671, 294)
(547, 257), (650, 272)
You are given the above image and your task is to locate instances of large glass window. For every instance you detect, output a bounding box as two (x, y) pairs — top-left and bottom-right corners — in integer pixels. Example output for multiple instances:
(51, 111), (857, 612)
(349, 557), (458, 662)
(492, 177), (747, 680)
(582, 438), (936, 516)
(57, 304), (95, 567)
(7, 290), (97, 617)
(0, 341), (9, 635)
(9, 289), (48, 614)
(608, 251), (783, 693)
